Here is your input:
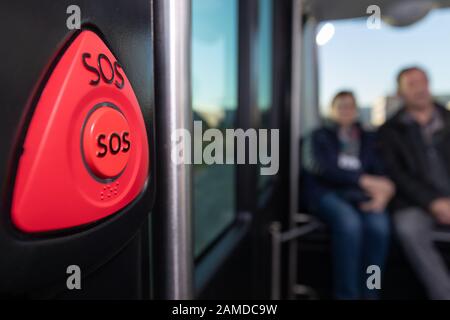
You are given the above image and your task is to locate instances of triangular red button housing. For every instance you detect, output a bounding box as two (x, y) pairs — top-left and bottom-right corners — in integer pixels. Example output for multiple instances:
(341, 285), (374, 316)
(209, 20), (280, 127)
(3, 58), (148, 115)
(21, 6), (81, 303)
(12, 31), (149, 233)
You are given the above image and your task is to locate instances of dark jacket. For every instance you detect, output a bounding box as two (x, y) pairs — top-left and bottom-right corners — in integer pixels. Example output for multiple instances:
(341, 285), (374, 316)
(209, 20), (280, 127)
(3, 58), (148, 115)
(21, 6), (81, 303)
(378, 104), (450, 211)
(302, 120), (385, 210)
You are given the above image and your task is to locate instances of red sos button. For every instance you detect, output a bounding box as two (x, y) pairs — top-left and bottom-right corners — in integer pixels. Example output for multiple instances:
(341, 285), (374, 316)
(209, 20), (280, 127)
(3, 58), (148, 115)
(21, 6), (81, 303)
(82, 104), (131, 179)
(11, 30), (150, 233)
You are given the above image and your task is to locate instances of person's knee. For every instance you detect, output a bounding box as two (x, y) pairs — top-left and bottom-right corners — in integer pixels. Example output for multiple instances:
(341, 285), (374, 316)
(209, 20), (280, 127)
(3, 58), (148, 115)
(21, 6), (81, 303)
(334, 211), (363, 240)
(365, 213), (391, 241)
(317, 193), (363, 239)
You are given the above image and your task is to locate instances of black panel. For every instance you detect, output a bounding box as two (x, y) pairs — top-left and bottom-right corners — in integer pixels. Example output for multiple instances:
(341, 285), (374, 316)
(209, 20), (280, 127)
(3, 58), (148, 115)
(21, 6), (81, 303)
(0, 0), (154, 298)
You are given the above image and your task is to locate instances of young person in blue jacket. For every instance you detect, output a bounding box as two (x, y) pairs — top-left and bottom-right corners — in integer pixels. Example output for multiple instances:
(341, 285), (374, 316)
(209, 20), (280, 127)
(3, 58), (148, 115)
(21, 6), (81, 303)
(302, 91), (395, 299)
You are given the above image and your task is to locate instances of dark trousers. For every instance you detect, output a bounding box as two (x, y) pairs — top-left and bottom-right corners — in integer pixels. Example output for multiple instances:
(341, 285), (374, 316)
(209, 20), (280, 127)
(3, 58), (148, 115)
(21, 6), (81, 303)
(394, 207), (450, 300)
(317, 192), (391, 299)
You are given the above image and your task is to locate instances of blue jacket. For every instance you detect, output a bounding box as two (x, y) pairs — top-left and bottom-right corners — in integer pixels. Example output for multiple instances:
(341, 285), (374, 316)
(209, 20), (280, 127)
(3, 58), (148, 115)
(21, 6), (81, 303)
(301, 121), (385, 211)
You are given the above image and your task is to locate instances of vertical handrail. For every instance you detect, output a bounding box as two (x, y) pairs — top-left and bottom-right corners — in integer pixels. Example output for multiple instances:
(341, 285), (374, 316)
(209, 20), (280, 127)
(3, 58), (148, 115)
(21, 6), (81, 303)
(270, 222), (282, 300)
(288, 0), (303, 300)
(153, 0), (194, 300)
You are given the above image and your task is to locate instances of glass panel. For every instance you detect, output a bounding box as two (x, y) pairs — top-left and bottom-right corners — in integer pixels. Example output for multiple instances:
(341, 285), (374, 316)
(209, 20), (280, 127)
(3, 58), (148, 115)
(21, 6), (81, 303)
(192, 0), (238, 257)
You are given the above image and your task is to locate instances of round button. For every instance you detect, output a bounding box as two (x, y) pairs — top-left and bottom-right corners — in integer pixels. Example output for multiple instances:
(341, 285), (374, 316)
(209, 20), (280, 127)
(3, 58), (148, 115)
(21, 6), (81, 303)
(82, 105), (131, 179)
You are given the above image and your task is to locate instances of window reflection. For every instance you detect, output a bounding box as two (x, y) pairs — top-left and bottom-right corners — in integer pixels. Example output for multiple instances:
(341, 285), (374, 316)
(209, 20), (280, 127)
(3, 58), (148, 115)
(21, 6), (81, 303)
(192, 0), (238, 257)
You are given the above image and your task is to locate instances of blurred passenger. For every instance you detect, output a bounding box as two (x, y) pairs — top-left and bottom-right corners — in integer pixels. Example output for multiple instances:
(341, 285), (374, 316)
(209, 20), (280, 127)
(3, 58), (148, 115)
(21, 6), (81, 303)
(379, 67), (450, 300)
(303, 91), (394, 300)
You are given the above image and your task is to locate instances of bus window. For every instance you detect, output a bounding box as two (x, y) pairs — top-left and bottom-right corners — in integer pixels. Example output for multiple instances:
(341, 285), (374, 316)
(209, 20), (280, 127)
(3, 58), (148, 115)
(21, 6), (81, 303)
(318, 7), (450, 128)
(192, 0), (238, 257)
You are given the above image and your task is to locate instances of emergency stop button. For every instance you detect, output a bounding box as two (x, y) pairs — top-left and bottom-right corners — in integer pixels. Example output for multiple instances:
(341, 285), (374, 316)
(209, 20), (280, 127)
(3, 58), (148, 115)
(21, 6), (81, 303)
(11, 30), (149, 233)
(83, 105), (131, 179)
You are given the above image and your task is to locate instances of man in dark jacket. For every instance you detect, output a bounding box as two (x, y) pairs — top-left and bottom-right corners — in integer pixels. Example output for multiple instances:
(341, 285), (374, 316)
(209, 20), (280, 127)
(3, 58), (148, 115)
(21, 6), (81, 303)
(379, 66), (450, 300)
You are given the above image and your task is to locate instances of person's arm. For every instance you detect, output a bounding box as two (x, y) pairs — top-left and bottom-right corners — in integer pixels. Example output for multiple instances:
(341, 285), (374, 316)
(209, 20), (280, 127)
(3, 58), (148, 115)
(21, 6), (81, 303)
(302, 129), (362, 187)
(378, 126), (441, 210)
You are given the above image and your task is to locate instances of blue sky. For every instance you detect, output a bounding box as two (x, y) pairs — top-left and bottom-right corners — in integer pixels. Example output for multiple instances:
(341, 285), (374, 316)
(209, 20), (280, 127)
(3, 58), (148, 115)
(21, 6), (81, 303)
(319, 7), (450, 110)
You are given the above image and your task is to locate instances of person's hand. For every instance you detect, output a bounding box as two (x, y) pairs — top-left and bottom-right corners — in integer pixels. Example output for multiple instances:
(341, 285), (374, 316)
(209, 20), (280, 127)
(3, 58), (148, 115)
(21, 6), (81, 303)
(430, 198), (450, 225)
(359, 175), (395, 212)
(359, 175), (394, 196)
(359, 196), (386, 212)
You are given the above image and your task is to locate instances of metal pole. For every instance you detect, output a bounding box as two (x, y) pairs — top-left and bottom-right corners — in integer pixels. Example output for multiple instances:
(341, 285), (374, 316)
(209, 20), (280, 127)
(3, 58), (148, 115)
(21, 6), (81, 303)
(270, 222), (282, 300)
(153, 0), (194, 300)
(288, 0), (303, 300)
